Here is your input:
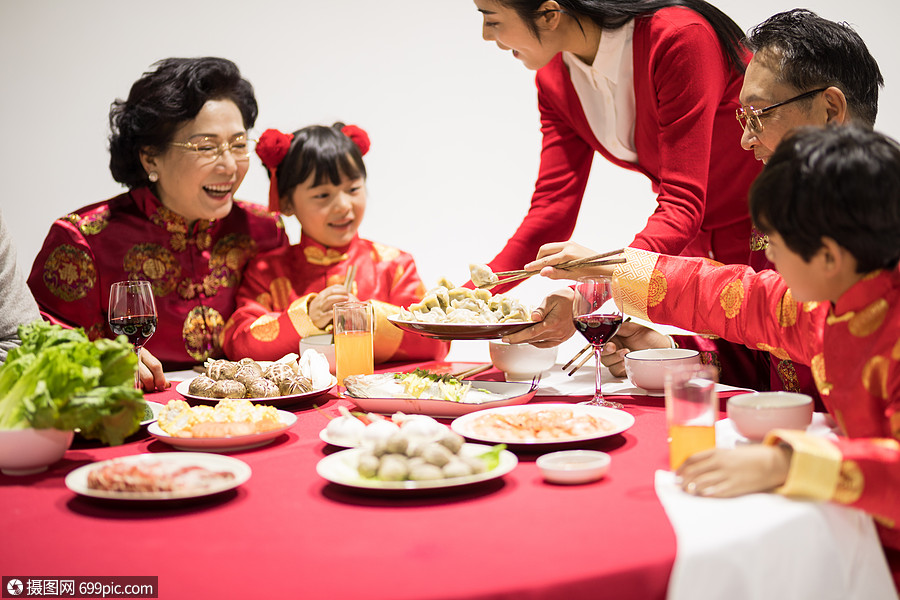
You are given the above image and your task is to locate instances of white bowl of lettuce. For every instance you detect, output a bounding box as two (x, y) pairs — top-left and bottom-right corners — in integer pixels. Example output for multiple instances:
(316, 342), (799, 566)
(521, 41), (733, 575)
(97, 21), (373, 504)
(0, 321), (146, 474)
(0, 428), (74, 475)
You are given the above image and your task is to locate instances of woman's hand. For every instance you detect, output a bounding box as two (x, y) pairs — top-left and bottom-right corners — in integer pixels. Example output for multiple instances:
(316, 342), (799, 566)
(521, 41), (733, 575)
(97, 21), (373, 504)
(524, 242), (614, 280)
(600, 321), (673, 377)
(502, 287), (576, 347)
(677, 445), (792, 498)
(308, 285), (357, 329)
(138, 348), (169, 392)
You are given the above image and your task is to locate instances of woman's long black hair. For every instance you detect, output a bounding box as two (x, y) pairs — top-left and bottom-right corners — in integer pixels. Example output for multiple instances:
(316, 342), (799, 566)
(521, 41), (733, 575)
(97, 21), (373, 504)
(498, 0), (747, 73)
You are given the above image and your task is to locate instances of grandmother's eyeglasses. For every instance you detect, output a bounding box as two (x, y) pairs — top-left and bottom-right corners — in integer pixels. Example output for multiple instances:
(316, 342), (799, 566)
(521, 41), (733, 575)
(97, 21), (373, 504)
(736, 88), (828, 133)
(170, 136), (253, 161)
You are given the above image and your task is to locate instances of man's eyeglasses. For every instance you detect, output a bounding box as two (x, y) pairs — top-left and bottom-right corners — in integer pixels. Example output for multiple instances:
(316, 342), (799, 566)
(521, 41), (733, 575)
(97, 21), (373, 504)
(170, 136), (253, 161)
(736, 88), (828, 133)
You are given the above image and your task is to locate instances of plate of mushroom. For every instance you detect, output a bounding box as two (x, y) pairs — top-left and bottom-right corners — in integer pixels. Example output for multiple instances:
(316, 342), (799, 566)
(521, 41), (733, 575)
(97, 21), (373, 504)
(176, 351), (337, 407)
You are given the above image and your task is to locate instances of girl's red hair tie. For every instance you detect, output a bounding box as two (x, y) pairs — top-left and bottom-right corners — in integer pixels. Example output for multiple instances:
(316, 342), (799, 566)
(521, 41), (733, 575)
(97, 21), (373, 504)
(256, 128), (294, 212)
(341, 125), (370, 156)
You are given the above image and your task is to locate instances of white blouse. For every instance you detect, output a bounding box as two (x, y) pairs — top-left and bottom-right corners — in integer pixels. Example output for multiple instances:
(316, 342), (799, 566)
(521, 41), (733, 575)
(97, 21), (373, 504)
(562, 21), (638, 163)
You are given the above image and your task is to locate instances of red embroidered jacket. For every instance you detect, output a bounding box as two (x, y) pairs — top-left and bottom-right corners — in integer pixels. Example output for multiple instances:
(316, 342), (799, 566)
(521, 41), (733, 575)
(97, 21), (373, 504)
(27, 187), (288, 369)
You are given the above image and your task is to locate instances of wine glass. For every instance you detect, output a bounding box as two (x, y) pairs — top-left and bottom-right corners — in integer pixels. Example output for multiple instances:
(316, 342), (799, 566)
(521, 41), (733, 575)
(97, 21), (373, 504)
(572, 276), (624, 409)
(108, 280), (158, 389)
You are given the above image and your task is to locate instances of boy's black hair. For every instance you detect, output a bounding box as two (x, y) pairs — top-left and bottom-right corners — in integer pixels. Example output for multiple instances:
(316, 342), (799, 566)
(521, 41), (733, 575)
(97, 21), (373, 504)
(745, 9), (882, 128)
(750, 124), (900, 272)
(273, 122), (366, 211)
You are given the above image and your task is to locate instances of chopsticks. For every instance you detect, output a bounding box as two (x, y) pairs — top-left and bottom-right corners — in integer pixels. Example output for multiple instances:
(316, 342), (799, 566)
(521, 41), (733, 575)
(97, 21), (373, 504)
(451, 363), (493, 379)
(343, 264), (357, 289)
(479, 248), (625, 289)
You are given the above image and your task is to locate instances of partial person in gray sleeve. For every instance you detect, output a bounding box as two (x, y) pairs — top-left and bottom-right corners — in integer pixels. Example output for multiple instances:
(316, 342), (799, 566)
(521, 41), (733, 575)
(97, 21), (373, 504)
(0, 207), (41, 363)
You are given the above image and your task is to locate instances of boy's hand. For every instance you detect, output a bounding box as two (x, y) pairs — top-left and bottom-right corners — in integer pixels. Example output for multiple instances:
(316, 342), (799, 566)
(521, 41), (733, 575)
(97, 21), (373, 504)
(309, 285), (357, 330)
(677, 445), (792, 498)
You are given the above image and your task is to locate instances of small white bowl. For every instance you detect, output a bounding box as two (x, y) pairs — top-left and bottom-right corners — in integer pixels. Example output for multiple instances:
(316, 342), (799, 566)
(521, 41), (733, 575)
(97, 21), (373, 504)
(624, 348), (701, 392)
(536, 450), (611, 484)
(489, 341), (558, 382)
(0, 428), (74, 475)
(727, 392), (814, 441)
(298, 333), (336, 374)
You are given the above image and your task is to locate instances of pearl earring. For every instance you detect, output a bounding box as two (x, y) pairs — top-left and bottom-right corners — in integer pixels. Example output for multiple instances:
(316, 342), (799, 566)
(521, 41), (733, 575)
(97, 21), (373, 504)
(148, 172), (159, 183)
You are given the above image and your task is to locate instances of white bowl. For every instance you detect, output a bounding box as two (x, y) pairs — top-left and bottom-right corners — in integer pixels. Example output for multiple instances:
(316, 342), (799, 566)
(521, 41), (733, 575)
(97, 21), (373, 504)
(536, 450), (611, 484)
(0, 428), (74, 475)
(488, 341), (558, 382)
(727, 392), (814, 441)
(298, 334), (336, 374)
(624, 348), (701, 392)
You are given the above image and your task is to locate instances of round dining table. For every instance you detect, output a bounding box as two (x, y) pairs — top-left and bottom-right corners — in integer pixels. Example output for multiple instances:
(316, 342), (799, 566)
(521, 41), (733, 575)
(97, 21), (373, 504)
(0, 363), (733, 600)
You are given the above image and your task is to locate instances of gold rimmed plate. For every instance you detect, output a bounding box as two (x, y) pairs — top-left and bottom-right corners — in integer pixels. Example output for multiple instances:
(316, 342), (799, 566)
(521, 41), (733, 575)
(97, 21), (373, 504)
(387, 316), (536, 340)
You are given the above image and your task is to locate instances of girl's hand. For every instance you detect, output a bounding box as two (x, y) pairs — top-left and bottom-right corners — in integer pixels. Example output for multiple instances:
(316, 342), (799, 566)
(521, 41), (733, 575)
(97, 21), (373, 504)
(677, 445), (792, 498)
(524, 242), (609, 280)
(308, 285), (357, 329)
(139, 348), (169, 392)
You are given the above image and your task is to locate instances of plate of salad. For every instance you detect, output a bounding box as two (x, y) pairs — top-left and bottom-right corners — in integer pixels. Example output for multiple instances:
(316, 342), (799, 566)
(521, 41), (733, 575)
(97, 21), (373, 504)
(341, 370), (538, 418)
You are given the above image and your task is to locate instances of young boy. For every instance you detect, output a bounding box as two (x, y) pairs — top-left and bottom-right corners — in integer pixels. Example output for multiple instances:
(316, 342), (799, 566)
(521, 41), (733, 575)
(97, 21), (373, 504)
(617, 125), (900, 585)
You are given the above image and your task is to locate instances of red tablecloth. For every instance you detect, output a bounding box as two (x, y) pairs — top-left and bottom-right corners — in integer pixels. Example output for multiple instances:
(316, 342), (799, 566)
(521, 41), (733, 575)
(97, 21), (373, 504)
(0, 370), (713, 600)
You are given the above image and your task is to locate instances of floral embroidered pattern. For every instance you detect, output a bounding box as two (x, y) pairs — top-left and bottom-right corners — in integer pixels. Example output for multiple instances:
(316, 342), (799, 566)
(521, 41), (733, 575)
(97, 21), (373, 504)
(77, 208), (111, 235)
(848, 298), (888, 337)
(647, 269), (667, 307)
(810, 353), (832, 396)
(832, 460), (864, 504)
(304, 245), (349, 266)
(749, 227), (769, 251)
(123, 244), (181, 296)
(776, 289), (798, 328)
(861, 355), (890, 400)
(42, 244), (96, 301)
(719, 280), (744, 319)
(204, 234), (258, 297)
(182, 305), (224, 361)
(776, 360), (801, 392)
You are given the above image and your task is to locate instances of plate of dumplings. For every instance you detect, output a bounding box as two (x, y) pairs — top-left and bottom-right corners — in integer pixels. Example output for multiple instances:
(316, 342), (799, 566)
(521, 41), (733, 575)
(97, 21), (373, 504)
(176, 352), (337, 407)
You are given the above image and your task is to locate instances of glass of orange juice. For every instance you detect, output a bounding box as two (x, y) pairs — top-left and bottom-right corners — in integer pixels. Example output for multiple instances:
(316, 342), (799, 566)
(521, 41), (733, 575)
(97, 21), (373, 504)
(664, 364), (718, 470)
(333, 301), (374, 386)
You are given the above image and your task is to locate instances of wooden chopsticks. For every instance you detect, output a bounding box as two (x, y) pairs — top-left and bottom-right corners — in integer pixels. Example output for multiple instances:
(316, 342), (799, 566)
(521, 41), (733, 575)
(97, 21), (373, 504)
(343, 264), (357, 289)
(451, 364), (493, 379)
(479, 248), (625, 289)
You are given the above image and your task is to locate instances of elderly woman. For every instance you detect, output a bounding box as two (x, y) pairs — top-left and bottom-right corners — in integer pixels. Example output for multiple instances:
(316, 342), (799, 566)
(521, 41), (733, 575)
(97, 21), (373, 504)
(27, 57), (288, 390)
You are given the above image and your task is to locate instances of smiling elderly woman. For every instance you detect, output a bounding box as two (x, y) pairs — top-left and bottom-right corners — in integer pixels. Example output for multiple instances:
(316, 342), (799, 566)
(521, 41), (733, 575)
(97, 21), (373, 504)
(27, 57), (288, 390)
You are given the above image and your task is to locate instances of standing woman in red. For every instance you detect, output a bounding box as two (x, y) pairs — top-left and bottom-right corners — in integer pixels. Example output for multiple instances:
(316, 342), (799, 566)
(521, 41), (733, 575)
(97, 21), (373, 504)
(473, 0), (762, 275)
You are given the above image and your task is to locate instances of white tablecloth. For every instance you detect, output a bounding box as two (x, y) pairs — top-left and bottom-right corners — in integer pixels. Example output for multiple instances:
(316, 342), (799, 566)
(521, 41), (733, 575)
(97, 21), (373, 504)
(658, 417), (898, 600)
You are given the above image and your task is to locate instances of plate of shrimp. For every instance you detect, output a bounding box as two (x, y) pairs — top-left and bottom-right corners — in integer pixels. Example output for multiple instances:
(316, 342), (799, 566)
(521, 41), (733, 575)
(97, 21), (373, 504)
(450, 403), (634, 446)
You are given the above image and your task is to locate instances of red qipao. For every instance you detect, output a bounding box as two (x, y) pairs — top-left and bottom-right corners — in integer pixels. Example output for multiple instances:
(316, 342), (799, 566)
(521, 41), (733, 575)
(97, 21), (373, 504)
(488, 7), (762, 275)
(27, 187), (288, 369)
(222, 234), (450, 363)
(615, 247), (900, 578)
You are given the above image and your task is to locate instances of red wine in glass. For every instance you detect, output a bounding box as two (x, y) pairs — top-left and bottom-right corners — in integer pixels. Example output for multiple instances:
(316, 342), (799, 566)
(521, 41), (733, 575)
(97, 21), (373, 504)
(572, 276), (624, 408)
(573, 314), (623, 346)
(109, 280), (157, 389)
(109, 314), (158, 348)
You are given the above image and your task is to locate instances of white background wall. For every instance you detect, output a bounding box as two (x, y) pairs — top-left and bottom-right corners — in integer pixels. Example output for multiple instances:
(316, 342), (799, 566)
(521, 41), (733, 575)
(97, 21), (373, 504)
(2, 0), (897, 320)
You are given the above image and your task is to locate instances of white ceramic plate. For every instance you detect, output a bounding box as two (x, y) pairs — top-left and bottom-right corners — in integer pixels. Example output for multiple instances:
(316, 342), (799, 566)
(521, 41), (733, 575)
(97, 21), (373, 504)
(141, 401), (164, 426)
(316, 443), (517, 491)
(387, 315), (537, 340)
(175, 376), (337, 407)
(318, 428), (357, 449)
(65, 452), (251, 501)
(345, 380), (538, 418)
(147, 410), (298, 452)
(450, 403), (635, 446)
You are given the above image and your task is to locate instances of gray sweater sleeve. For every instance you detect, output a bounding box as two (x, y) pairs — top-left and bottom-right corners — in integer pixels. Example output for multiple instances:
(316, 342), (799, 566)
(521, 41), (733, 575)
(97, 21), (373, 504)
(0, 208), (42, 363)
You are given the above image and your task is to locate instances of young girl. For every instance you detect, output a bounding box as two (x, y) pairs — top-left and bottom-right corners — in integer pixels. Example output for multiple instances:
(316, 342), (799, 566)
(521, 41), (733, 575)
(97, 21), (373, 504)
(223, 123), (449, 363)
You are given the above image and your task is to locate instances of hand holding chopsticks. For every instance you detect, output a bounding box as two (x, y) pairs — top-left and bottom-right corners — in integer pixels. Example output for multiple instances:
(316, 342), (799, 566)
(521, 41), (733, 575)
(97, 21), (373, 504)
(478, 248), (625, 290)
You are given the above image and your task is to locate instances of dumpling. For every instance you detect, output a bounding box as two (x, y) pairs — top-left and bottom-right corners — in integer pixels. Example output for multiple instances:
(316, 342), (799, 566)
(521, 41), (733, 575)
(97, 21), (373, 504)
(469, 263), (498, 288)
(188, 375), (216, 397)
